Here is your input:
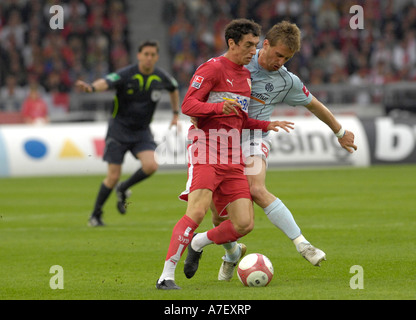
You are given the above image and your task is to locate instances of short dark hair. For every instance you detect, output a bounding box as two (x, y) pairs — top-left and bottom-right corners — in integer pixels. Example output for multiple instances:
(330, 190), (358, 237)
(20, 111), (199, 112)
(224, 19), (261, 48)
(138, 40), (159, 53)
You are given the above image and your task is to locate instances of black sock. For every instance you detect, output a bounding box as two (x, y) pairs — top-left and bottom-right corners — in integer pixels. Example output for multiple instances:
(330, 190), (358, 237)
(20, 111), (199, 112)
(92, 182), (112, 215)
(119, 168), (151, 192)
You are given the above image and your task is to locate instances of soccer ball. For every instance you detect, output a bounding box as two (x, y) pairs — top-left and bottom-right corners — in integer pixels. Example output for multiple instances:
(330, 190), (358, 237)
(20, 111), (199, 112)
(237, 253), (274, 287)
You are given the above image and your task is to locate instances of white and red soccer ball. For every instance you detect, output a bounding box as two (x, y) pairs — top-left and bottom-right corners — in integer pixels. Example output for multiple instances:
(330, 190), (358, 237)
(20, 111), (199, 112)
(237, 253), (274, 287)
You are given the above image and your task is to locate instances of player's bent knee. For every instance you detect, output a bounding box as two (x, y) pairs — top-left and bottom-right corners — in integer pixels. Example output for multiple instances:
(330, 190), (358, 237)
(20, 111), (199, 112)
(186, 208), (206, 225)
(142, 161), (159, 175)
(234, 219), (254, 236)
(186, 204), (210, 225)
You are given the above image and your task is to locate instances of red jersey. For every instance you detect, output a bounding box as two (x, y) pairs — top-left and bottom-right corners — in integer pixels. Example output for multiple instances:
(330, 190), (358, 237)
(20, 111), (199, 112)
(181, 56), (270, 165)
(21, 97), (48, 121)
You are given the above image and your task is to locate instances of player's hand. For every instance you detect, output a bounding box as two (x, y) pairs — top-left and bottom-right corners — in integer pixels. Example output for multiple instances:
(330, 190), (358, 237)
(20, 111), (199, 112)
(75, 80), (93, 93)
(222, 100), (242, 115)
(169, 115), (181, 130)
(190, 117), (199, 129)
(267, 120), (295, 133)
(338, 130), (357, 153)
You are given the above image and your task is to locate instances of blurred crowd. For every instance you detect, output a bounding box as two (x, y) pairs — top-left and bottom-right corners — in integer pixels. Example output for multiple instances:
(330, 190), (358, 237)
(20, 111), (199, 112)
(0, 0), (130, 120)
(1, 0), (415, 122)
(162, 0), (416, 95)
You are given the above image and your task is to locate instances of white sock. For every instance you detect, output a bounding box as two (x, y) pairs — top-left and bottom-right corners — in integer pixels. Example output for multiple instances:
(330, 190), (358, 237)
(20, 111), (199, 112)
(293, 234), (310, 251)
(158, 259), (176, 282)
(222, 241), (241, 262)
(191, 232), (213, 252)
(222, 241), (235, 251)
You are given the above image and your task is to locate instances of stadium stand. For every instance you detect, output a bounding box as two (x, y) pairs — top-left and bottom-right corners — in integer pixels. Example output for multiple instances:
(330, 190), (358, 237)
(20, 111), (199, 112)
(162, 0), (416, 95)
(1, 0), (415, 123)
(0, 0), (131, 122)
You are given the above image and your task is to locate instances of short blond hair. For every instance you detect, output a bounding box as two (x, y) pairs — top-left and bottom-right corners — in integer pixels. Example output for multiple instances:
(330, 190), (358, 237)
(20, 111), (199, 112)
(266, 21), (301, 52)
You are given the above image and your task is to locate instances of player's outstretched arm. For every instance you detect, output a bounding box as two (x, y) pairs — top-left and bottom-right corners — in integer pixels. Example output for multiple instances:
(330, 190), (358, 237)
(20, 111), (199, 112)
(75, 79), (108, 93)
(267, 120), (295, 133)
(305, 96), (357, 153)
(244, 116), (294, 133)
(338, 130), (357, 154)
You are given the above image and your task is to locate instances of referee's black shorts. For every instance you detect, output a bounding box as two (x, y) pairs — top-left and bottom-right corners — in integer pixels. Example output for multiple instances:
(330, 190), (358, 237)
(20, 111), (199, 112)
(103, 129), (157, 165)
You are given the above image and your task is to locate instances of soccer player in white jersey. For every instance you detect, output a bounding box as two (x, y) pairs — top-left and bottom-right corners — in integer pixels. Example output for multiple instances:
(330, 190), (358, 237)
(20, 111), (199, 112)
(213, 21), (358, 281)
(156, 19), (295, 290)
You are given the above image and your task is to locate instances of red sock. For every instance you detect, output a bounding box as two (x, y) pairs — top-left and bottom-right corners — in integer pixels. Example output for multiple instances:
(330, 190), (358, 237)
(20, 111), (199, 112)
(165, 215), (199, 262)
(207, 219), (243, 244)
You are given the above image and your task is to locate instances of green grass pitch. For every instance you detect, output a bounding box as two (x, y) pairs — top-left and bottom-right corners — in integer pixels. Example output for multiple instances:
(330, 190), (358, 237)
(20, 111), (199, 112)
(0, 165), (415, 300)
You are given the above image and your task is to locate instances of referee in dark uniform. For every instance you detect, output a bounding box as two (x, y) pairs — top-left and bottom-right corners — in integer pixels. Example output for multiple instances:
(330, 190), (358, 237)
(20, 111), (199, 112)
(76, 40), (180, 226)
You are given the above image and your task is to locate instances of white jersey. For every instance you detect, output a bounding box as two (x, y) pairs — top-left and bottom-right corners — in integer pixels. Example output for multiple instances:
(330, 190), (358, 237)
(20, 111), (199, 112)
(246, 49), (313, 136)
(242, 49), (314, 161)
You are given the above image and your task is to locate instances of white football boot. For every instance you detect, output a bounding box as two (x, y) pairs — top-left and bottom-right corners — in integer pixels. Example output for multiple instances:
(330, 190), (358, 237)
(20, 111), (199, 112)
(218, 243), (247, 281)
(297, 242), (326, 266)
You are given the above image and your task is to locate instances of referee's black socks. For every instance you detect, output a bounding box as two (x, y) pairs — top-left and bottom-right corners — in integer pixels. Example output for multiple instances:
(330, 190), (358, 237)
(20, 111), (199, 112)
(92, 183), (112, 215)
(118, 168), (151, 192)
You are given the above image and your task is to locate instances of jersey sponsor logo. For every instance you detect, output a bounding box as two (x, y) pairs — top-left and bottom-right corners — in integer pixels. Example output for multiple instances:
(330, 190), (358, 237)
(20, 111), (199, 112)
(207, 92), (250, 113)
(302, 84), (310, 97)
(191, 75), (204, 89)
(226, 79), (234, 86)
(235, 96), (249, 113)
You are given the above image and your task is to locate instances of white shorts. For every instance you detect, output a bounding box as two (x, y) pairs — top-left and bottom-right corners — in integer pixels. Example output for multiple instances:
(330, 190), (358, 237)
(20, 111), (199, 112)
(242, 134), (272, 163)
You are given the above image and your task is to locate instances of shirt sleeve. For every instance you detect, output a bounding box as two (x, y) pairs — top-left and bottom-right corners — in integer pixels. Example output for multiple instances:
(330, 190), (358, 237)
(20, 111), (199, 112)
(244, 117), (270, 132)
(159, 68), (179, 92)
(181, 62), (224, 117)
(104, 66), (131, 89)
(283, 72), (313, 107)
(105, 72), (123, 89)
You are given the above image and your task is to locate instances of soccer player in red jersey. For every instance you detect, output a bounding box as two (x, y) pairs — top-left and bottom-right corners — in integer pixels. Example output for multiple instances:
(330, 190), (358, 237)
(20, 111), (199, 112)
(156, 19), (294, 290)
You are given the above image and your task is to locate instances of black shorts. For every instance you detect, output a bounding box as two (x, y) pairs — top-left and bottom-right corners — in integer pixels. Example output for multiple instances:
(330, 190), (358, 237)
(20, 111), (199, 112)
(103, 129), (157, 165)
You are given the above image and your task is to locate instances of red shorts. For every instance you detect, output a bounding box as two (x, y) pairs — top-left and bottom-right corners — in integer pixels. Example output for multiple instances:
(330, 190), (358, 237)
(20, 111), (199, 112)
(179, 163), (252, 217)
